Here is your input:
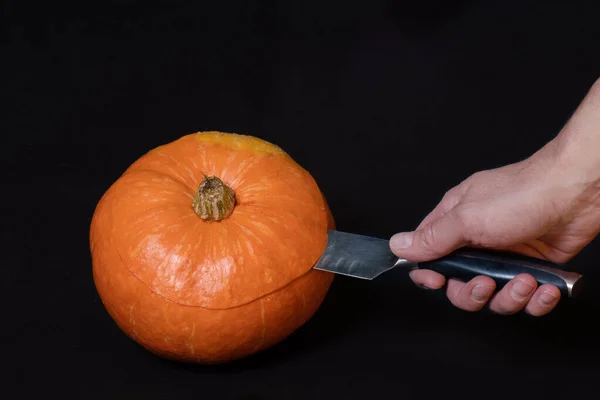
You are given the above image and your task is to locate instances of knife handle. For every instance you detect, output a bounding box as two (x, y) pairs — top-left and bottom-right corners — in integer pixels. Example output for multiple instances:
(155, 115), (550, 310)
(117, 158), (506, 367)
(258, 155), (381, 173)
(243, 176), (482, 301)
(416, 248), (583, 298)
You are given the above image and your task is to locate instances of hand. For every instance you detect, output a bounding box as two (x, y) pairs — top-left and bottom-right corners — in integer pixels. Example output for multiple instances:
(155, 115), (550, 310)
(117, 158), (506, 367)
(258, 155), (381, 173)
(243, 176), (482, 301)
(390, 79), (600, 316)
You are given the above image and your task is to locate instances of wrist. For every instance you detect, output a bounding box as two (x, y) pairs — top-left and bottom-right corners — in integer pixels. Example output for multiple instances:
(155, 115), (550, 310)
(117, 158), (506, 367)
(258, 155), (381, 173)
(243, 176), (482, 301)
(550, 79), (600, 188)
(530, 138), (600, 215)
(551, 137), (600, 189)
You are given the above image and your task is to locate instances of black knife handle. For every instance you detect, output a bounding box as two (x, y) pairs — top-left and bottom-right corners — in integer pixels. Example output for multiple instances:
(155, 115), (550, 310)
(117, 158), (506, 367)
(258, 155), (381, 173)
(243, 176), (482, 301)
(416, 248), (583, 298)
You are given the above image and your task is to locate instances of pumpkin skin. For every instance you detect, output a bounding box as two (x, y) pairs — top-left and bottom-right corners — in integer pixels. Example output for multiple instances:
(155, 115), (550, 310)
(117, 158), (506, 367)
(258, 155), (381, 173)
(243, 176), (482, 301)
(90, 131), (335, 364)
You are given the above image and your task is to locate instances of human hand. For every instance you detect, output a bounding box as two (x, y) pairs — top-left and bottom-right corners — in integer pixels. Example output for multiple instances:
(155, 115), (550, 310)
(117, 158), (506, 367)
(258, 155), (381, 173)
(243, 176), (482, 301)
(390, 79), (600, 316)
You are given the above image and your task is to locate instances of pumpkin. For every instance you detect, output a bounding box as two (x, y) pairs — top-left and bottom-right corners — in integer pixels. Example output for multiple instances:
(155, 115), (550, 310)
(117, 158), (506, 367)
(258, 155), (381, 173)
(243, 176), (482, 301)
(89, 131), (335, 364)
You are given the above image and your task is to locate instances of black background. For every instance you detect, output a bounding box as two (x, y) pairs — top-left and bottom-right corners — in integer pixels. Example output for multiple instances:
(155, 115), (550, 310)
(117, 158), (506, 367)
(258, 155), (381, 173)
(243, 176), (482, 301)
(4, 0), (600, 398)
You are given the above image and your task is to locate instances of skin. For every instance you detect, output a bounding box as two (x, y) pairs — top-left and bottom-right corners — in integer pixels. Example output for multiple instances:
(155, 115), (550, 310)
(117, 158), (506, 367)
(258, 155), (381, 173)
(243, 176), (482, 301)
(390, 78), (600, 317)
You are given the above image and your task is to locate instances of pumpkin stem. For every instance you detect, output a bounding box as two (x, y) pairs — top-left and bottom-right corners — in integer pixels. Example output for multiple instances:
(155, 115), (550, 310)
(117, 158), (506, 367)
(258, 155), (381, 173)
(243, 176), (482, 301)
(192, 176), (236, 221)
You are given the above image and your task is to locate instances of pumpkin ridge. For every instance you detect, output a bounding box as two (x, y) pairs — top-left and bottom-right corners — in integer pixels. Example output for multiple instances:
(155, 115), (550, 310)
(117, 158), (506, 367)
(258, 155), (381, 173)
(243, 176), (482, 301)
(151, 148), (206, 190)
(223, 157), (263, 190)
(121, 167), (196, 195)
(227, 220), (286, 289)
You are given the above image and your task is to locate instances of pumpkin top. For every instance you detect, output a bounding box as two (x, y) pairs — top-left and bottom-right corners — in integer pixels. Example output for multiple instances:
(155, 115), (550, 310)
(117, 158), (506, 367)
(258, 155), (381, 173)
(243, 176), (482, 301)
(90, 131), (331, 310)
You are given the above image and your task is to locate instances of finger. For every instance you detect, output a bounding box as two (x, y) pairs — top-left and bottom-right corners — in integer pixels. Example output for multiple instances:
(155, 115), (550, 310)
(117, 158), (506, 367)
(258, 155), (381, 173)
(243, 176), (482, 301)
(408, 269), (446, 290)
(488, 274), (538, 315)
(390, 209), (467, 262)
(445, 276), (496, 312)
(524, 284), (561, 316)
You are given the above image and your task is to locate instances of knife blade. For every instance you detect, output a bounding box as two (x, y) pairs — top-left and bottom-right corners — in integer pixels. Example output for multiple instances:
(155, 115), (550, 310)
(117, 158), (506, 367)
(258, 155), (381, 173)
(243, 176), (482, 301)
(313, 230), (584, 298)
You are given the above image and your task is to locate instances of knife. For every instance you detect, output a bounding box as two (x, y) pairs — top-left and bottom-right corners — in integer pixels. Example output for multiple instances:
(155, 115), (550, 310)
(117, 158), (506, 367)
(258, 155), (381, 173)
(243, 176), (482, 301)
(313, 230), (584, 298)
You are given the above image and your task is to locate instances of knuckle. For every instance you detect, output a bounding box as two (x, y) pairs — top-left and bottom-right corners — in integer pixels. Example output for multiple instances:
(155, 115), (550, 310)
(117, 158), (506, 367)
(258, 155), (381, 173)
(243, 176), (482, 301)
(467, 170), (488, 182)
(491, 298), (522, 315)
(441, 189), (455, 201)
(446, 294), (464, 309)
(468, 171), (482, 180)
(445, 282), (462, 305)
(442, 187), (459, 202)
(515, 273), (537, 286)
(420, 223), (438, 250)
(447, 284), (486, 312)
(490, 287), (526, 314)
(440, 188), (460, 208)
(452, 298), (484, 312)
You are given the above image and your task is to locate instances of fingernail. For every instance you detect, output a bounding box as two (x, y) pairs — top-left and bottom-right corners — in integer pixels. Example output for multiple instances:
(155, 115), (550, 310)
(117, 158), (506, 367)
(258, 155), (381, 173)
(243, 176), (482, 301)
(471, 285), (494, 301)
(511, 280), (535, 300)
(390, 232), (414, 250)
(539, 291), (558, 305)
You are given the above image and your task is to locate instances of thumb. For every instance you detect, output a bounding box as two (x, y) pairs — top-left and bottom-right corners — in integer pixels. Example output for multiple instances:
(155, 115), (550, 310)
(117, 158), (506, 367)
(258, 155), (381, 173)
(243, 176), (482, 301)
(390, 212), (466, 262)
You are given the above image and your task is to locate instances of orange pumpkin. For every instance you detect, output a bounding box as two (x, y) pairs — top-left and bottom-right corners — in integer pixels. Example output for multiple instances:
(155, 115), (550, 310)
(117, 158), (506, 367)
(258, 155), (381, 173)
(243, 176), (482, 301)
(89, 131), (335, 364)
